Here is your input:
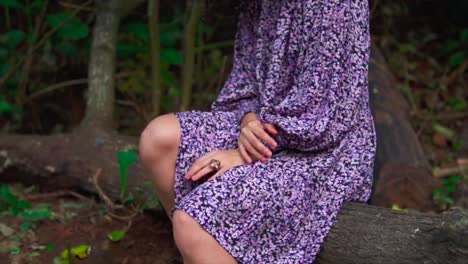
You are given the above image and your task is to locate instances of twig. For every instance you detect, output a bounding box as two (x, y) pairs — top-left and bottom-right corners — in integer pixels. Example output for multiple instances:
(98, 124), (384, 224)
(434, 165), (468, 178)
(25, 72), (133, 102)
(446, 57), (468, 87)
(26, 190), (95, 204)
(92, 168), (143, 222)
(58, 1), (96, 12)
(19, 0), (50, 97)
(107, 209), (140, 221)
(92, 168), (117, 210)
(0, 0), (93, 87)
(413, 111), (468, 121)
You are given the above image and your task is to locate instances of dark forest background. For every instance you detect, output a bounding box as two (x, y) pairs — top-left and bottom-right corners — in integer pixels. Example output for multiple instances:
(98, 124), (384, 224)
(0, 0), (467, 263)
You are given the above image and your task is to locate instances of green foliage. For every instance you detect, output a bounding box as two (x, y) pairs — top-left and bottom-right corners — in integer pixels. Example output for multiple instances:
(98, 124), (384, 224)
(0, 184), (31, 215)
(46, 12), (89, 40)
(1, 30), (26, 48)
(0, 2), (92, 130)
(20, 203), (52, 221)
(0, 0), (23, 8)
(433, 175), (461, 210)
(54, 244), (91, 263)
(117, 148), (138, 200)
(107, 229), (126, 242)
(447, 97), (467, 111)
(443, 28), (468, 68)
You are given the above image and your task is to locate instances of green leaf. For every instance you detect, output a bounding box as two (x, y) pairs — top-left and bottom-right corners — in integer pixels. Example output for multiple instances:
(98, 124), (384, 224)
(20, 221), (31, 231)
(461, 28), (468, 43)
(444, 183), (457, 192)
(161, 48), (182, 65)
(10, 246), (20, 254)
(0, 96), (18, 114)
(454, 101), (466, 111)
(60, 244), (91, 259)
(0, 46), (8, 58)
(57, 41), (79, 55)
(2, 30), (26, 48)
(449, 51), (466, 67)
(46, 243), (53, 251)
(0, 184), (18, 205)
(117, 149), (138, 198)
(47, 12), (89, 40)
(160, 30), (180, 46)
(441, 178), (450, 185)
(117, 42), (146, 56)
(0, 0), (23, 8)
(449, 175), (461, 183)
(432, 123), (455, 139)
(20, 203), (51, 221)
(451, 139), (463, 152)
(127, 22), (149, 42)
(53, 257), (70, 264)
(391, 204), (407, 211)
(442, 196), (454, 204)
(444, 40), (460, 54)
(432, 188), (443, 195)
(399, 43), (416, 54)
(107, 229), (126, 242)
(30, 0), (44, 9)
(123, 194), (134, 203)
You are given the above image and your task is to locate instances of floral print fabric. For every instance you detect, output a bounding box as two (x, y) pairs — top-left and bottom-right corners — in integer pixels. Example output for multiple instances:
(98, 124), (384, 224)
(171, 0), (376, 263)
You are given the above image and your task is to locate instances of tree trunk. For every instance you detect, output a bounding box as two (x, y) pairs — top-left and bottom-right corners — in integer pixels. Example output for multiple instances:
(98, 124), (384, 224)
(368, 46), (437, 212)
(82, 0), (123, 130)
(317, 203), (468, 264)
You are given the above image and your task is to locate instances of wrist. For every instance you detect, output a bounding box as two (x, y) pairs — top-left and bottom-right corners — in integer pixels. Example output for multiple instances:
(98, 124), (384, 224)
(240, 112), (257, 128)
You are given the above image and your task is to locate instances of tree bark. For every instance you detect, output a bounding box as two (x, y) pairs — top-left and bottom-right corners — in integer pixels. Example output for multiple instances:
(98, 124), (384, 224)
(149, 0), (162, 117)
(368, 46), (437, 212)
(82, 0), (123, 130)
(180, 1), (203, 111)
(317, 203), (468, 264)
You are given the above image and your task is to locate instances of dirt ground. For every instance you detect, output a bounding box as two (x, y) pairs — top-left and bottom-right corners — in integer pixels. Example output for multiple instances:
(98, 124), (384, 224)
(0, 183), (182, 264)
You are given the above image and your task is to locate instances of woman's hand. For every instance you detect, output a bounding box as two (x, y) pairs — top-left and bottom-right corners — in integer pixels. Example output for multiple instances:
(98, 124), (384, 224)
(184, 149), (245, 182)
(239, 112), (278, 164)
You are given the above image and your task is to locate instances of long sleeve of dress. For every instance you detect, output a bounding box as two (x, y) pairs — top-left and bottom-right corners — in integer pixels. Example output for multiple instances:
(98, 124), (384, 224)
(210, 2), (260, 121)
(256, 0), (371, 153)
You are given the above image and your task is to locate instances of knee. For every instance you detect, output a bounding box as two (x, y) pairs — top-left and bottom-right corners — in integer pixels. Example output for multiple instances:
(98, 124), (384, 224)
(172, 210), (199, 253)
(139, 113), (180, 164)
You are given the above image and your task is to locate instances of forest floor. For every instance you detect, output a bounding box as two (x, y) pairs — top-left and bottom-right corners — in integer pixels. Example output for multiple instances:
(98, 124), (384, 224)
(0, 183), (182, 264)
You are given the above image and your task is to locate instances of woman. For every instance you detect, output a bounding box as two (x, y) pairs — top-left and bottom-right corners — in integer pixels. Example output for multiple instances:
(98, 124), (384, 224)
(139, 0), (376, 263)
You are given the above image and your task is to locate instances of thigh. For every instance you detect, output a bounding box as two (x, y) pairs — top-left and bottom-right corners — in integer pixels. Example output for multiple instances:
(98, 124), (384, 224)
(173, 110), (241, 205)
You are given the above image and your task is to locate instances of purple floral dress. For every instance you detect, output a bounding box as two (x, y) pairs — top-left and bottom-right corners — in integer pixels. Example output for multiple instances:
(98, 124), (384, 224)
(171, 0), (376, 263)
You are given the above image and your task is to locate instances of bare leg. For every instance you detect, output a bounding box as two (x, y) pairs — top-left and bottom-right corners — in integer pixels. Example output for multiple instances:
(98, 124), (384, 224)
(172, 209), (238, 264)
(139, 113), (180, 217)
(140, 113), (238, 263)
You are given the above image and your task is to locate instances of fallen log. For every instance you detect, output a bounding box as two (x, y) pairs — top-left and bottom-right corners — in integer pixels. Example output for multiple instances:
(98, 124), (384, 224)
(318, 202), (468, 264)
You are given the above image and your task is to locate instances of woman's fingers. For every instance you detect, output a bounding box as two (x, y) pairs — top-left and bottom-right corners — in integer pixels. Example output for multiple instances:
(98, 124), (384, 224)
(189, 165), (217, 181)
(185, 155), (211, 179)
(263, 123), (278, 135)
(240, 133), (267, 162)
(238, 143), (253, 163)
(242, 127), (272, 158)
(252, 125), (278, 149)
